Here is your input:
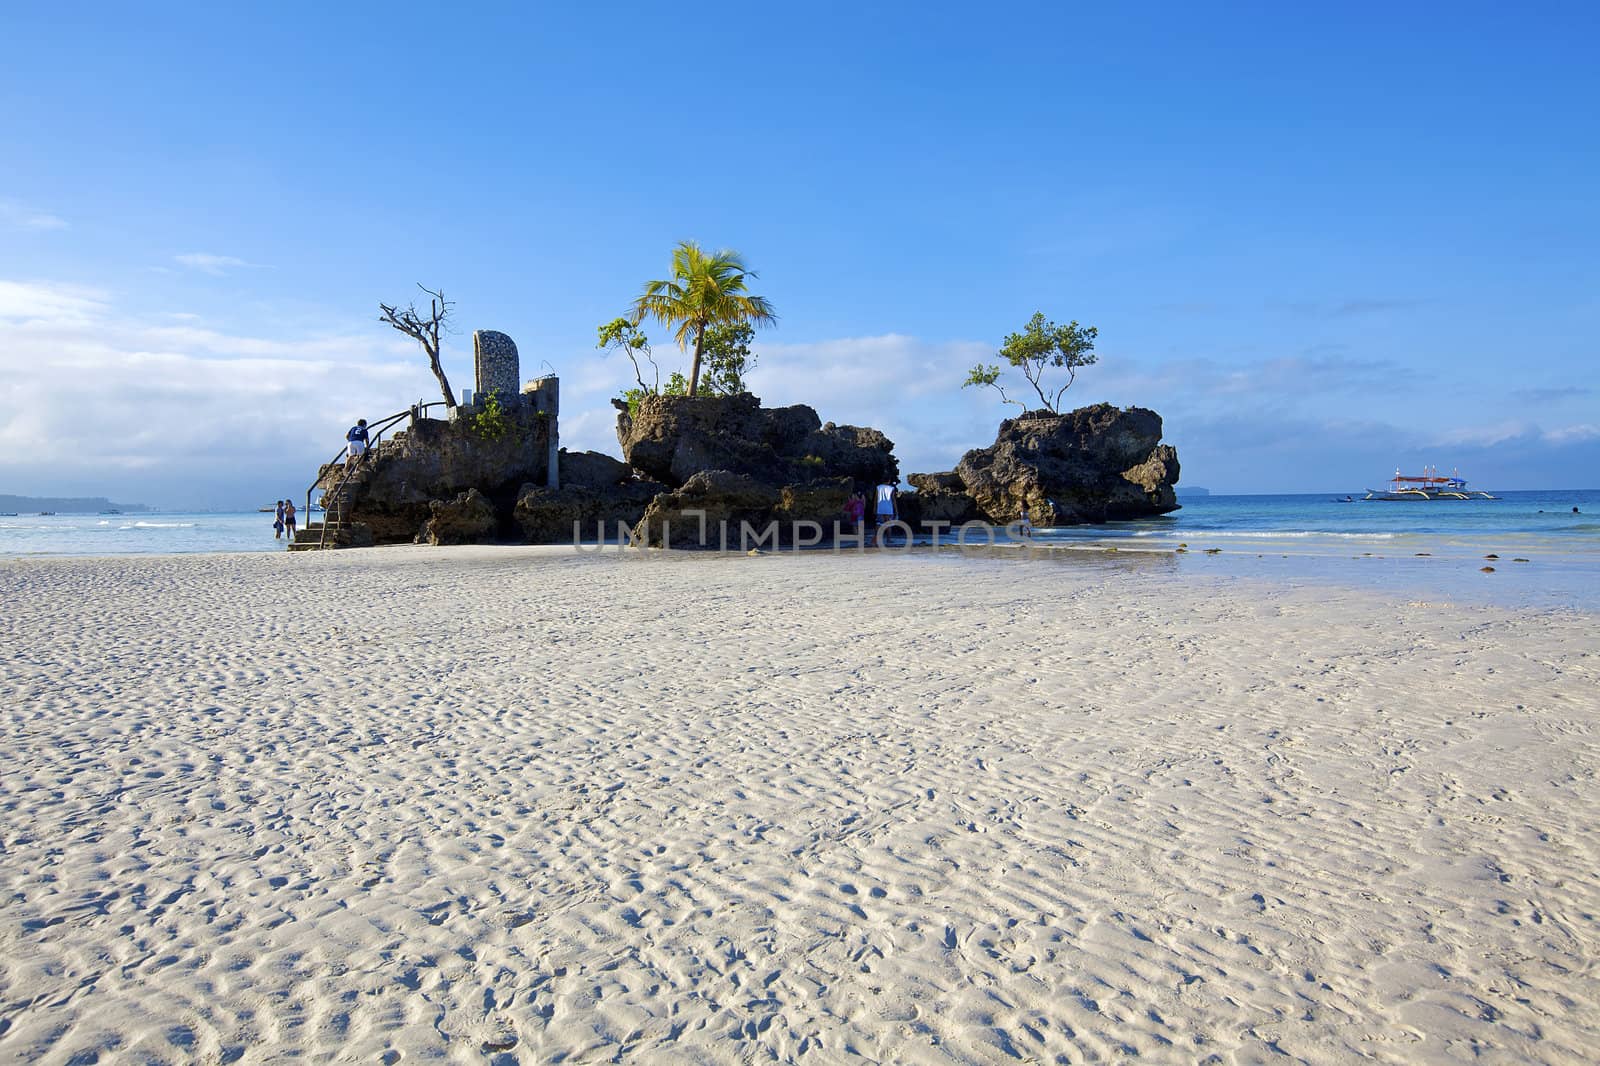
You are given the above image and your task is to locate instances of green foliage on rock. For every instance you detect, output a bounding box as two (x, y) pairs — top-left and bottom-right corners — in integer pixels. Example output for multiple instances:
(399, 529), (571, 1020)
(697, 322), (759, 396)
(965, 311), (1099, 414)
(598, 317), (660, 396)
(618, 371), (692, 418)
(472, 389), (511, 442)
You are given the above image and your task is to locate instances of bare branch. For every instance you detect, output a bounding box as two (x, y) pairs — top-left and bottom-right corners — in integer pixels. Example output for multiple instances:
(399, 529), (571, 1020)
(379, 284), (457, 409)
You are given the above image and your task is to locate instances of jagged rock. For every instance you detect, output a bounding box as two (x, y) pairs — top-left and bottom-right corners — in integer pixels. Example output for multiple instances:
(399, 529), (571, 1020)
(617, 393), (897, 490)
(558, 448), (634, 490)
(315, 402), (550, 545)
(800, 422), (899, 487)
(422, 488), (497, 545)
(908, 471), (964, 494)
(902, 471), (980, 526)
(513, 479), (665, 544)
(629, 472), (858, 549)
(900, 488), (980, 527)
(930, 404), (1180, 525)
(630, 470), (784, 548)
(776, 477), (854, 529)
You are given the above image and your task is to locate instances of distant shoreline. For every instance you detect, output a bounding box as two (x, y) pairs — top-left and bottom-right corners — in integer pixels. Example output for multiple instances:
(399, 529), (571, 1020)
(0, 494), (150, 513)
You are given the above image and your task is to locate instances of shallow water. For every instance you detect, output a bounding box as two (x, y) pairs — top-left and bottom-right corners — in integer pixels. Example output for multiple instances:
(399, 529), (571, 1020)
(1023, 490), (1600, 612)
(1034, 490), (1600, 552)
(4, 491), (1597, 611)
(0, 512), (293, 556)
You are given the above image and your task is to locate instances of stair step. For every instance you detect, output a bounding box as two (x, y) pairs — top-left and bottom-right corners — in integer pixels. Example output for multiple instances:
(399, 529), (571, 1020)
(288, 522), (349, 551)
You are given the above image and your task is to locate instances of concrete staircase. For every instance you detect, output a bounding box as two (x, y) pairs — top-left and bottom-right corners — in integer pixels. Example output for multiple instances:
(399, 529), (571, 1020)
(289, 474), (356, 551)
(287, 408), (438, 552)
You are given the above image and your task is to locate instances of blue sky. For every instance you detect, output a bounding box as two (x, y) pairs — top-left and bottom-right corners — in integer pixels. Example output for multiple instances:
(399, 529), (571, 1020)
(2, 2), (1596, 508)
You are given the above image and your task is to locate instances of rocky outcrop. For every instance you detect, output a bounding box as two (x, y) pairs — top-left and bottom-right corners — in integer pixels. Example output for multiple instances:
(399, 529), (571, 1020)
(632, 470), (782, 549)
(614, 394), (898, 548)
(900, 472), (980, 527)
(510, 448), (666, 544)
(912, 404), (1179, 526)
(314, 402), (550, 545)
(423, 488), (497, 545)
(513, 480), (665, 543)
(616, 393), (897, 490)
(557, 448), (635, 490)
(316, 391), (903, 549)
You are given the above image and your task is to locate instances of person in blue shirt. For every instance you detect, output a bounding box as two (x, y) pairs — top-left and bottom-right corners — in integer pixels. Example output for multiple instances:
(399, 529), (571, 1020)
(345, 419), (370, 467)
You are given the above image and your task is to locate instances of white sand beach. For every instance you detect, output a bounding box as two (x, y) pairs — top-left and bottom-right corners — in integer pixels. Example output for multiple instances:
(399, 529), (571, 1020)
(1, 545), (1596, 1064)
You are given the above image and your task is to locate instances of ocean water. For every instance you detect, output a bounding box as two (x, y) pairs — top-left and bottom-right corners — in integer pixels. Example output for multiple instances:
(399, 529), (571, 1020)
(1034, 489), (1600, 556)
(1028, 489), (1600, 611)
(2, 491), (1597, 560)
(4, 489), (1598, 572)
(0, 512), (294, 557)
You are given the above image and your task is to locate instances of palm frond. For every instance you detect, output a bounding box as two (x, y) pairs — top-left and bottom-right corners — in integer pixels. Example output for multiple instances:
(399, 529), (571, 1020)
(631, 241), (779, 359)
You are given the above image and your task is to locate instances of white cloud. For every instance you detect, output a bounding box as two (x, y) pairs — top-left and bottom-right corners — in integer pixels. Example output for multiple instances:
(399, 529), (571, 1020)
(174, 253), (261, 275)
(6, 283), (1590, 506)
(1426, 420), (1600, 450)
(563, 333), (1429, 480)
(0, 279), (439, 499)
(557, 332), (1002, 477)
(0, 200), (67, 230)
(1542, 424), (1600, 446)
(0, 280), (110, 322)
(1427, 421), (1536, 449)
(745, 333), (999, 474)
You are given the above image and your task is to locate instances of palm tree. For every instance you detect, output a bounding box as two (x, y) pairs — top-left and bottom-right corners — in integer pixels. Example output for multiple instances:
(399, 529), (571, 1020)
(630, 241), (777, 397)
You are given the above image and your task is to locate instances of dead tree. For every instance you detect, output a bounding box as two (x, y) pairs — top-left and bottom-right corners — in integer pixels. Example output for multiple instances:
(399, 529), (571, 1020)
(379, 284), (457, 410)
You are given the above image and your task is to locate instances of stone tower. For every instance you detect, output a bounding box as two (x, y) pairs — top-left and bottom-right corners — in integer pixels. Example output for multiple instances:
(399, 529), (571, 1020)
(472, 330), (520, 402)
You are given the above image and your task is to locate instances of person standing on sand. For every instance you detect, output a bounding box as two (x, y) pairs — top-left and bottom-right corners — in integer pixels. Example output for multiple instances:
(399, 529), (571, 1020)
(273, 500), (285, 540)
(1018, 501), (1033, 539)
(283, 499), (297, 541)
(875, 482), (897, 528)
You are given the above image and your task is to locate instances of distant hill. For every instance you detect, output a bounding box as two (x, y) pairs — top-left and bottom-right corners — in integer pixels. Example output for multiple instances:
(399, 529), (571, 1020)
(0, 494), (151, 513)
(1176, 486), (1211, 498)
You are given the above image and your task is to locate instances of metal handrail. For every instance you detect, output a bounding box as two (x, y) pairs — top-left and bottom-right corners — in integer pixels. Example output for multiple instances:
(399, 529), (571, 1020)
(302, 402), (451, 547)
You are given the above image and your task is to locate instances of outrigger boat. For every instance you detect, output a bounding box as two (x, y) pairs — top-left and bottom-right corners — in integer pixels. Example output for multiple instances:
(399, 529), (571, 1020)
(1363, 467), (1497, 501)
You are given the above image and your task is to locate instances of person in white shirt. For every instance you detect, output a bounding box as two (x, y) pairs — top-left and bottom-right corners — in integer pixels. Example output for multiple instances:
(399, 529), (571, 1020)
(874, 482), (898, 527)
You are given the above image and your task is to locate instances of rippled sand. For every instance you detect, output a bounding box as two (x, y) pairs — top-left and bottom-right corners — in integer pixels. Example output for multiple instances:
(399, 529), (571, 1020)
(2, 546), (1596, 1063)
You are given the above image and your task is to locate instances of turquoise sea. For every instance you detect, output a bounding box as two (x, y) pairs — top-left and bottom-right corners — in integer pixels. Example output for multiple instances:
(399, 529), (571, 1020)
(2, 491), (1596, 560)
(0, 512), (297, 557)
(1028, 489), (1600, 611)
(1035, 489), (1600, 556)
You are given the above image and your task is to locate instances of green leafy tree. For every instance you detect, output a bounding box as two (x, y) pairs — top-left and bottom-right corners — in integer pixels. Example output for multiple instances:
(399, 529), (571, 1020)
(597, 317), (660, 396)
(962, 364), (1025, 412)
(697, 322), (758, 396)
(630, 241), (777, 397)
(617, 371), (691, 419)
(964, 312), (1099, 414)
